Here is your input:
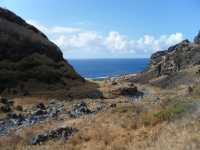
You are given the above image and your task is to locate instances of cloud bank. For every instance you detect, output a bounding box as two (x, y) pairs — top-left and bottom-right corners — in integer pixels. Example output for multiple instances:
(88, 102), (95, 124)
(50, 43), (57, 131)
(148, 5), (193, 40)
(28, 20), (184, 58)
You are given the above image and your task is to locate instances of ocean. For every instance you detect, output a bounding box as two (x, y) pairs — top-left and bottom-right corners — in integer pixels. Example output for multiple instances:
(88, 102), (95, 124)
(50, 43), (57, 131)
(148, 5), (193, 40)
(68, 58), (149, 79)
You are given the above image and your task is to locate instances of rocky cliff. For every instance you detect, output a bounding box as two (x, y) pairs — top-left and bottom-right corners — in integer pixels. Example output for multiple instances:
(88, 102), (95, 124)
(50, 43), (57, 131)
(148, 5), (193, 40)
(0, 7), (83, 95)
(132, 31), (200, 88)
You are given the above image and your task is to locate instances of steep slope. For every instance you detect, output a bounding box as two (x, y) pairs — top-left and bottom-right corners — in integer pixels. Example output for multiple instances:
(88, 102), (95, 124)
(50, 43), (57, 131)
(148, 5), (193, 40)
(0, 7), (83, 95)
(131, 31), (200, 88)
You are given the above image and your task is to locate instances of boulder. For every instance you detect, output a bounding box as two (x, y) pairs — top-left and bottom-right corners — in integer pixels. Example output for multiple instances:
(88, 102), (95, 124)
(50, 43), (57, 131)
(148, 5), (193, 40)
(69, 101), (92, 118)
(0, 97), (8, 104)
(120, 86), (138, 96)
(0, 104), (11, 113)
(111, 84), (140, 96)
(32, 109), (47, 116)
(110, 103), (117, 108)
(36, 103), (46, 110)
(15, 105), (23, 111)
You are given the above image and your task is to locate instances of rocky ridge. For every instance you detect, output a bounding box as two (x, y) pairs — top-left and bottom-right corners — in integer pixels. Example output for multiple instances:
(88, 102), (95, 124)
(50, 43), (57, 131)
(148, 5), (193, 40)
(0, 7), (83, 95)
(131, 31), (200, 87)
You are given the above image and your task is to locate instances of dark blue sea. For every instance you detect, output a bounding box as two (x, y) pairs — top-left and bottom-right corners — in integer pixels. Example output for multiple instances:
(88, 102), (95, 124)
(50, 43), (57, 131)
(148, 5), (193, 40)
(68, 58), (149, 79)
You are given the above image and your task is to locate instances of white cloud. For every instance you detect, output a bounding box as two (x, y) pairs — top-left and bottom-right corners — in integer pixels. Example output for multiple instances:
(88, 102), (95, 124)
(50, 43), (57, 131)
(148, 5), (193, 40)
(51, 26), (81, 33)
(27, 19), (184, 58)
(54, 31), (103, 49)
(27, 20), (81, 34)
(105, 31), (127, 50)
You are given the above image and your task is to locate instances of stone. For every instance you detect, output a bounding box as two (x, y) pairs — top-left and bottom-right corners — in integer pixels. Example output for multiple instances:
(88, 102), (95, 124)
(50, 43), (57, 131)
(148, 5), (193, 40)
(0, 97), (8, 104)
(69, 101), (92, 118)
(49, 108), (59, 118)
(194, 31), (200, 44)
(7, 112), (19, 119)
(0, 101), (66, 136)
(188, 86), (193, 94)
(120, 86), (138, 96)
(31, 133), (49, 145)
(32, 109), (47, 116)
(15, 105), (23, 111)
(131, 31), (200, 87)
(110, 103), (117, 108)
(30, 127), (78, 145)
(36, 103), (46, 110)
(0, 104), (11, 113)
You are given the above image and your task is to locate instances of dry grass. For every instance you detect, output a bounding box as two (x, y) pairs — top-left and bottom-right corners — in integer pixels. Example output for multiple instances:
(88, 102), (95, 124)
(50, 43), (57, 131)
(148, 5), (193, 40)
(0, 80), (200, 150)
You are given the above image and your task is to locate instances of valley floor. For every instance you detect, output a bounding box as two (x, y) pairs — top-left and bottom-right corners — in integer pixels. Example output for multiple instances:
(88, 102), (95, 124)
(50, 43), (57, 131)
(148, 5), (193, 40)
(0, 77), (200, 150)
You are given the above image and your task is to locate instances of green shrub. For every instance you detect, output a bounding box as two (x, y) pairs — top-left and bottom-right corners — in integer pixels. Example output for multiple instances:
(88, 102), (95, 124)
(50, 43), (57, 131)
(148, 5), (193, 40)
(153, 103), (186, 121)
(142, 103), (186, 126)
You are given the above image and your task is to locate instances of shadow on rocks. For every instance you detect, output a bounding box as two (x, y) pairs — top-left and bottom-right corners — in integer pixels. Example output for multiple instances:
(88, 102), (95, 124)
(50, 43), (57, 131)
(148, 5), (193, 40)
(30, 127), (78, 145)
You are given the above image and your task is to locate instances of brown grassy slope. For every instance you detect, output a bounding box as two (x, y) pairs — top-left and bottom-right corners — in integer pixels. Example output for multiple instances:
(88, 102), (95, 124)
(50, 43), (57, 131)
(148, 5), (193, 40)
(0, 80), (199, 150)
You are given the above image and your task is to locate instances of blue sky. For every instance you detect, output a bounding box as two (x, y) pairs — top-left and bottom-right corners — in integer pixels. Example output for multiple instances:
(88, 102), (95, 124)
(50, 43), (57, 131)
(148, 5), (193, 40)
(1, 0), (200, 58)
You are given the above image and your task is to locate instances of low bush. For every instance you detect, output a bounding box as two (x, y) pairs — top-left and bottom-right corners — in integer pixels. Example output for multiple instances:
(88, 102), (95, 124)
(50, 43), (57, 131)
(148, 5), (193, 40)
(142, 102), (186, 126)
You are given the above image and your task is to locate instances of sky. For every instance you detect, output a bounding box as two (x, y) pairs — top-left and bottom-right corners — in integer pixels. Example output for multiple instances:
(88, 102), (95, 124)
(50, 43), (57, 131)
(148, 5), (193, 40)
(0, 0), (200, 59)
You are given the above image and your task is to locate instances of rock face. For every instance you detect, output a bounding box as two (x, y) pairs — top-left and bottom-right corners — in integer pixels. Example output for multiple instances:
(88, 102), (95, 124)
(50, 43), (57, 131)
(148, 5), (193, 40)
(0, 7), (83, 94)
(149, 39), (195, 76)
(194, 31), (200, 44)
(132, 32), (200, 87)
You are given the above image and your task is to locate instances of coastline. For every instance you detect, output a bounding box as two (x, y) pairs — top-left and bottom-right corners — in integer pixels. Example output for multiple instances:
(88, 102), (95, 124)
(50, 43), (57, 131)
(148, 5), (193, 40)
(86, 73), (138, 81)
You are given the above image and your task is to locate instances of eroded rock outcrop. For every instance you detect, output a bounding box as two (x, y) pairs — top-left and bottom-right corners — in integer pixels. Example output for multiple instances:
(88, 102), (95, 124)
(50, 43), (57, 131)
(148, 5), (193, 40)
(0, 7), (83, 95)
(131, 31), (200, 87)
(148, 39), (194, 76)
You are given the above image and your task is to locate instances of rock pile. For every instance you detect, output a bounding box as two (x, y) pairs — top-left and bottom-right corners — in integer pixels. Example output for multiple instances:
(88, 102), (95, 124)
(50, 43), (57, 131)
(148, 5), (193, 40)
(0, 101), (65, 135)
(30, 127), (78, 145)
(0, 97), (13, 113)
(111, 83), (143, 97)
(69, 101), (92, 118)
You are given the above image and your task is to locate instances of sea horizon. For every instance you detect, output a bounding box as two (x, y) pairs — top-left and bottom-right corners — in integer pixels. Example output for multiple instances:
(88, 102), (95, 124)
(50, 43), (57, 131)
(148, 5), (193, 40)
(68, 58), (149, 60)
(68, 58), (149, 79)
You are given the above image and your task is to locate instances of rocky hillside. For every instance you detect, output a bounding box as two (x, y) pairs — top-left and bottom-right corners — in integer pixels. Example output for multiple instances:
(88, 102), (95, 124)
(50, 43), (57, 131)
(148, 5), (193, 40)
(132, 31), (200, 88)
(0, 7), (83, 95)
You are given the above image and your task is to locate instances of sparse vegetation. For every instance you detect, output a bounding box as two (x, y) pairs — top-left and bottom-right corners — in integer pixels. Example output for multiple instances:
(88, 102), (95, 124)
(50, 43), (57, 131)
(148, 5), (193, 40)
(142, 101), (187, 126)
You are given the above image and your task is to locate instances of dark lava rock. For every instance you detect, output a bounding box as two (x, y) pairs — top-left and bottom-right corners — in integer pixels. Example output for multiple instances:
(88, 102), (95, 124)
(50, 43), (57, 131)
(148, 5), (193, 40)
(0, 97), (13, 105)
(112, 84), (138, 96)
(36, 103), (46, 110)
(0, 102), (65, 136)
(32, 109), (47, 116)
(30, 127), (78, 145)
(0, 7), (83, 95)
(110, 103), (117, 108)
(7, 112), (19, 119)
(69, 101), (92, 118)
(0, 97), (8, 104)
(15, 105), (23, 111)
(7, 113), (25, 126)
(0, 104), (11, 113)
(120, 86), (138, 96)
